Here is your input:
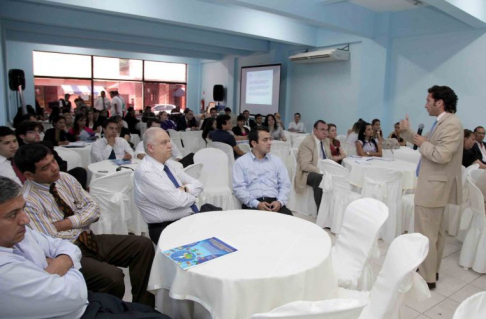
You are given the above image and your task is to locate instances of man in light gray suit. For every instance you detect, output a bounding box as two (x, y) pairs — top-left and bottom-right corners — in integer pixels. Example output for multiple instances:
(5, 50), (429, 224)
(400, 85), (463, 289)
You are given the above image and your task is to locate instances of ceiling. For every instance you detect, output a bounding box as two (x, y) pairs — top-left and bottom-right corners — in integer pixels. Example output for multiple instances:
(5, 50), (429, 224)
(350, 0), (426, 12)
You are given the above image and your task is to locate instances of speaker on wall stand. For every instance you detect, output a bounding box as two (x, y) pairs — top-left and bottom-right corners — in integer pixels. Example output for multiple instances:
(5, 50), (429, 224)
(8, 69), (27, 114)
(213, 84), (225, 110)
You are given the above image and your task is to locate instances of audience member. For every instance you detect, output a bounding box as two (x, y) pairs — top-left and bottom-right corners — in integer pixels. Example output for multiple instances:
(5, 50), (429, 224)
(59, 93), (72, 111)
(112, 115), (131, 143)
(12, 105), (37, 129)
(68, 113), (96, 142)
(124, 107), (141, 135)
(141, 106), (156, 123)
(159, 111), (177, 131)
(288, 113), (306, 133)
(371, 118), (384, 143)
(15, 144), (155, 306)
(295, 120), (331, 208)
(62, 108), (73, 132)
(463, 129), (486, 168)
(254, 114), (264, 127)
(44, 115), (70, 146)
(346, 119), (364, 144)
(176, 109), (198, 131)
(209, 115), (245, 158)
(242, 110), (256, 129)
(134, 128), (219, 244)
(202, 117), (216, 143)
(109, 91), (123, 116)
(472, 126), (486, 164)
(90, 118), (133, 162)
(356, 122), (382, 157)
(135, 139), (194, 167)
(0, 127), (24, 185)
(233, 127), (292, 215)
(274, 112), (285, 129)
(96, 109), (109, 130)
(232, 115), (250, 140)
(264, 114), (287, 141)
(86, 108), (101, 133)
(224, 107), (237, 126)
(328, 123), (346, 164)
(0, 176), (170, 318)
(200, 107), (218, 130)
(94, 90), (111, 111)
(388, 122), (406, 146)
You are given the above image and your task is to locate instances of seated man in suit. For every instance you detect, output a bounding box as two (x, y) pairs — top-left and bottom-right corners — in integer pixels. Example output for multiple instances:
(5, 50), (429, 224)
(0, 176), (169, 318)
(472, 126), (486, 164)
(134, 128), (220, 245)
(90, 117), (134, 162)
(295, 120), (332, 209)
(209, 114), (245, 159)
(233, 127), (292, 215)
(242, 110), (256, 129)
(176, 108), (198, 131)
(15, 144), (155, 307)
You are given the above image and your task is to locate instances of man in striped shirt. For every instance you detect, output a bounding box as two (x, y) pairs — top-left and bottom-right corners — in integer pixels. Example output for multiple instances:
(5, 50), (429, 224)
(14, 143), (156, 307)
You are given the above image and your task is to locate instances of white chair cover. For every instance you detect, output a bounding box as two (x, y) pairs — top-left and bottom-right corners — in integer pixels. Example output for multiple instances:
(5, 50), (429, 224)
(179, 131), (205, 154)
(292, 135), (307, 149)
(287, 148), (317, 217)
(130, 134), (141, 148)
(453, 291), (486, 319)
(251, 299), (367, 319)
(211, 141), (236, 189)
(316, 160), (361, 233)
(459, 174), (486, 273)
(183, 163), (203, 180)
(167, 129), (186, 156)
(90, 170), (133, 235)
(341, 142), (357, 157)
(332, 199), (389, 291)
(238, 143), (251, 154)
(361, 167), (403, 244)
(194, 148), (238, 210)
(444, 165), (471, 237)
(54, 147), (83, 170)
(271, 141), (293, 180)
(337, 135), (347, 143)
(340, 233), (430, 319)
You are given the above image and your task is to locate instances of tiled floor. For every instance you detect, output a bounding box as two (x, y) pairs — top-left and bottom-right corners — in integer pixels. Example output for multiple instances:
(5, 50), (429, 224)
(122, 212), (485, 318)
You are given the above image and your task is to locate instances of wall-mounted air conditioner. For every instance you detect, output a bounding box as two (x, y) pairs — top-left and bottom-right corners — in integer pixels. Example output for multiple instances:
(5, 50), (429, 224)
(289, 48), (349, 63)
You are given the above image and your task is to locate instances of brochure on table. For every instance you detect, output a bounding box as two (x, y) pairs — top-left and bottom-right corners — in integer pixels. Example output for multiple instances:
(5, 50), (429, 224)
(162, 237), (237, 270)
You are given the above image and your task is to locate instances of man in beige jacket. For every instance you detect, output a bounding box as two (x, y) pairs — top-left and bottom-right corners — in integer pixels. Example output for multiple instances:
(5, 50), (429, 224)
(400, 85), (463, 289)
(295, 120), (332, 208)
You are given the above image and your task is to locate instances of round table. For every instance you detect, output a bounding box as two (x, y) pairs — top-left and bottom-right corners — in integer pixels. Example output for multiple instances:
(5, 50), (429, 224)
(383, 146), (421, 164)
(56, 143), (92, 168)
(343, 157), (417, 190)
(148, 210), (338, 319)
(88, 158), (141, 184)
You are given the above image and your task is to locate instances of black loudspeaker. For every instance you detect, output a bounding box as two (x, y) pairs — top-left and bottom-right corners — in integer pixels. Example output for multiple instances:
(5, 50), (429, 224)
(213, 85), (225, 102)
(8, 69), (26, 91)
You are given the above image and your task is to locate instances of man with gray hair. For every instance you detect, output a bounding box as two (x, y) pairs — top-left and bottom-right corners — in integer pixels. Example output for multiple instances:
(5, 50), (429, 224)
(134, 127), (219, 244)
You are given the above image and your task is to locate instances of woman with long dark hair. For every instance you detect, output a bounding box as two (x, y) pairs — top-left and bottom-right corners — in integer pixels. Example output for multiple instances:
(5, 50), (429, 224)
(44, 115), (70, 146)
(68, 113), (96, 142)
(202, 117), (216, 143)
(328, 123), (346, 164)
(263, 114), (286, 141)
(356, 122), (382, 157)
(232, 115), (250, 141)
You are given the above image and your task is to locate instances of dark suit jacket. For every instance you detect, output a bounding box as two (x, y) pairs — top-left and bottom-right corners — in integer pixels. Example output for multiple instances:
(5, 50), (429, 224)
(471, 142), (486, 164)
(176, 116), (198, 131)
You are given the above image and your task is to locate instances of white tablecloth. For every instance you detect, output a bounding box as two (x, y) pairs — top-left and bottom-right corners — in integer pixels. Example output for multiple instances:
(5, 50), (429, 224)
(56, 143), (92, 168)
(383, 146), (421, 164)
(88, 159), (141, 184)
(148, 210), (338, 319)
(343, 157), (417, 190)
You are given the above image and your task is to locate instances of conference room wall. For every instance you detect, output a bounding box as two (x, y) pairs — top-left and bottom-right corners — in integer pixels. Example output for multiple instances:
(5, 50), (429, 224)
(2, 41), (202, 124)
(201, 57), (236, 111)
(0, 21), (6, 126)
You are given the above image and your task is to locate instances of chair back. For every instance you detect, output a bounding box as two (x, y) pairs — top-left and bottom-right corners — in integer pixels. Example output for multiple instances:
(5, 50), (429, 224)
(453, 291), (486, 319)
(359, 233), (430, 319)
(183, 163), (203, 180)
(251, 299), (367, 319)
(361, 167), (403, 244)
(341, 142), (357, 156)
(466, 176), (485, 217)
(287, 148), (317, 217)
(337, 135), (347, 143)
(332, 199), (389, 290)
(211, 141), (235, 187)
(469, 168), (483, 185)
(292, 135), (307, 148)
(167, 129), (185, 155)
(54, 147), (83, 170)
(194, 148), (229, 189)
(180, 130), (205, 154)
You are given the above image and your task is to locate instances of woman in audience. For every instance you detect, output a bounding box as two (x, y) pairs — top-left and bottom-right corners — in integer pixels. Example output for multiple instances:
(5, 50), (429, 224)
(463, 129), (486, 168)
(68, 113), (96, 142)
(86, 109), (101, 133)
(356, 122), (382, 157)
(328, 123), (346, 164)
(159, 111), (177, 131)
(43, 115), (70, 146)
(202, 117), (216, 143)
(388, 122), (406, 146)
(371, 118), (384, 143)
(62, 109), (73, 132)
(95, 109), (108, 130)
(264, 114), (287, 141)
(346, 119), (363, 144)
(232, 115), (250, 141)
(124, 107), (140, 135)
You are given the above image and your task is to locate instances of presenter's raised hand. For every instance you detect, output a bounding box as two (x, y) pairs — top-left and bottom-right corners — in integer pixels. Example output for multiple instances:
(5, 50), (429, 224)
(400, 114), (410, 132)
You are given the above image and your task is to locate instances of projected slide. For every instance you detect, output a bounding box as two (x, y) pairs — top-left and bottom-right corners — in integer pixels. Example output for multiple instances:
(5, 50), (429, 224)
(246, 70), (273, 105)
(240, 64), (281, 115)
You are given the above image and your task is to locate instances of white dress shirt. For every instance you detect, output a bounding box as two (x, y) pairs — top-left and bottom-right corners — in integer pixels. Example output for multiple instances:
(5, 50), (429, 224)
(110, 96), (123, 116)
(94, 96), (111, 111)
(476, 141), (486, 162)
(0, 228), (87, 319)
(90, 137), (134, 163)
(134, 155), (203, 223)
(0, 155), (22, 186)
(134, 140), (183, 160)
(289, 121), (306, 133)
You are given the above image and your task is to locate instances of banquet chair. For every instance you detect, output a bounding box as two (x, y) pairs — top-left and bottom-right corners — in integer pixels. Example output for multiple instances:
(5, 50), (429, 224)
(194, 148), (237, 210)
(211, 141), (235, 189)
(130, 133), (141, 148)
(167, 129), (186, 155)
(90, 170), (134, 235)
(291, 135), (307, 149)
(339, 233), (430, 319)
(54, 146), (83, 170)
(444, 165), (471, 237)
(271, 141), (292, 179)
(332, 198), (388, 291)
(361, 167), (403, 244)
(287, 148), (318, 217)
(453, 291), (486, 319)
(458, 174), (486, 273)
(179, 131), (204, 154)
(341, 142), (357, 156)
(251, 299), (367, 319)
(316, 159), (361, 234)
(183, 162), (203, 180)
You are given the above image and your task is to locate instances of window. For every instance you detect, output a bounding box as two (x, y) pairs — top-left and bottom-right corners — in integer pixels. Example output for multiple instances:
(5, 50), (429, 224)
(93, 57), (143, 81)
(33, 52), (91, 78)
(143, 83), (186, 110)
(144, 61), (186, 82)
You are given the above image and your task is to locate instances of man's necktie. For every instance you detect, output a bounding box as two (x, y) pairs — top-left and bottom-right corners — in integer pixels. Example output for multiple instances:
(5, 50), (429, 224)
(108, 149), (116, 160)
(163, 165), (199, 213)
(320, 141), (327, 159)
(9, 159), (26, 184)
(49, 183), (98, 252)
(416, 120), (438, 177)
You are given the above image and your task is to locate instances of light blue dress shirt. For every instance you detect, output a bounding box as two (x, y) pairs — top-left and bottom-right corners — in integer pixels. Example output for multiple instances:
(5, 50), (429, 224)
(233, 150), (291, 208)
(0, 228), (88, 319)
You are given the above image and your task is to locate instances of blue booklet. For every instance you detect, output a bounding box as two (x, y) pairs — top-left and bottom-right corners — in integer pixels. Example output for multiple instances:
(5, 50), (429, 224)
(162, 237), (237, 270)
(112, 159), (132, 166)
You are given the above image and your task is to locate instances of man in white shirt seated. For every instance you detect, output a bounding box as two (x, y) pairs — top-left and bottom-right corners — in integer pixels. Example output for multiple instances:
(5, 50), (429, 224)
(134, 128), (220, 244)
(0, 176), (169, 319)
(134, 137), (194, 167)
(0, 127), (24, 185)
(91, 117), (134, 162)
(288, 112), (306, 133)
(233, 127), (292, 215)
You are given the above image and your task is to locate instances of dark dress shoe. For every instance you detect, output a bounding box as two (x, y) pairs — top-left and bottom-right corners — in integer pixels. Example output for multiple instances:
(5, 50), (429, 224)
(427, 282), (436, 289)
